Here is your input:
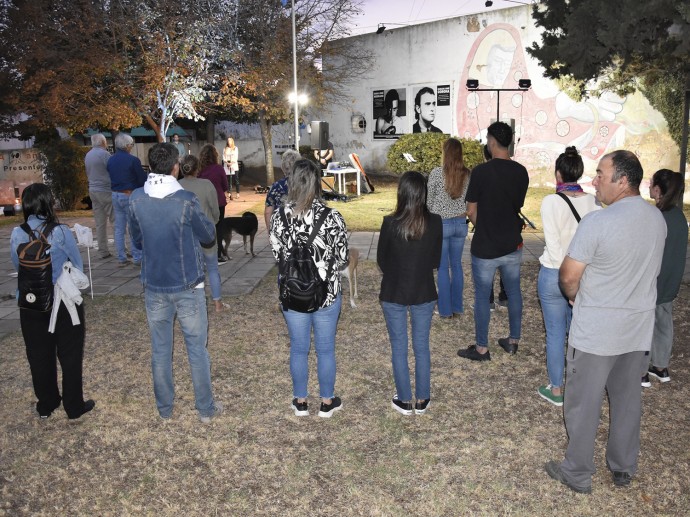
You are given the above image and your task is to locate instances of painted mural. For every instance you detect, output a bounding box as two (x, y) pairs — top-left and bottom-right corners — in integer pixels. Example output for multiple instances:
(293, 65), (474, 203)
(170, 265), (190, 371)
(456, 23), (677, 184)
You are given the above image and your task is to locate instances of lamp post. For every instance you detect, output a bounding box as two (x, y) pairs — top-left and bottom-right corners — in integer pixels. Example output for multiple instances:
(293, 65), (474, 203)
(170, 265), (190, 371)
(288, 92), (308, 143)
(291, 0), (299, 150)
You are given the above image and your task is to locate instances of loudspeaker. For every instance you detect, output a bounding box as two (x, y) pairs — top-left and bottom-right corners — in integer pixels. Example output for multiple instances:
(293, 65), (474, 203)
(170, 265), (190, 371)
(311, 121), (329, 150)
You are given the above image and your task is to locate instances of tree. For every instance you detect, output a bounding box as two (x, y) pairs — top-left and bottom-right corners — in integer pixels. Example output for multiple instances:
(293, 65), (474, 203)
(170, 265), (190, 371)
(527, 0), (690, 164)
(215, 0), (372, 184)
(0, 0), (237, 141)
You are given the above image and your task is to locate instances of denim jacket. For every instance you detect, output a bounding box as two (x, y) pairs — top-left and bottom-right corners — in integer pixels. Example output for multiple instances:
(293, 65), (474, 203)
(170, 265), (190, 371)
(128, 188), (216, 293)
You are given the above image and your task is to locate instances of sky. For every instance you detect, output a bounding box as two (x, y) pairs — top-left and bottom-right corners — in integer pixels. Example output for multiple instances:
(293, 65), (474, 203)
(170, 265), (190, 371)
(350, 0), (530, 36)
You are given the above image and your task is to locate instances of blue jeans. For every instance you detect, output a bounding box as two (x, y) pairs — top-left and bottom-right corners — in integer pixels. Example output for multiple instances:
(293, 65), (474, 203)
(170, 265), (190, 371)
(381, 300), (434, 401)
(438, 217), (468, 316)
(113, 192), (141, 263)
(203, 250), (222, 301)
(144, 288), (215, 418)
(283, 295), (342, 399)
(537, 265), (571, 388)
(471, 249), (523, 346)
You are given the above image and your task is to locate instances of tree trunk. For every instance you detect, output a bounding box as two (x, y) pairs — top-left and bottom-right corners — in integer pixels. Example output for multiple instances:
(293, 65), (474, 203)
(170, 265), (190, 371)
(144, 114), (165, 143)
(259, 112), (274, 185)
(206, 114), (215, 144)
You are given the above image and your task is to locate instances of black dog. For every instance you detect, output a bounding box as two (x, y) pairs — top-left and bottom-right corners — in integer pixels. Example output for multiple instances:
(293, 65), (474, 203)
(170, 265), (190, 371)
(218, 212), (258, 259)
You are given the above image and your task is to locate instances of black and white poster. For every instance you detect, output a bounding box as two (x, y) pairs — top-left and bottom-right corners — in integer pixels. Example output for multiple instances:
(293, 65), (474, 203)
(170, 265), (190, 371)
(372, 88), (407, 139)
(411, 84), (451, 134)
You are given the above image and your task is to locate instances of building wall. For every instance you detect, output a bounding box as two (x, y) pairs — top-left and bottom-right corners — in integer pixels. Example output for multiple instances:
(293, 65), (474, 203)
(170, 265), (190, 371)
(316, 5), (681, 186)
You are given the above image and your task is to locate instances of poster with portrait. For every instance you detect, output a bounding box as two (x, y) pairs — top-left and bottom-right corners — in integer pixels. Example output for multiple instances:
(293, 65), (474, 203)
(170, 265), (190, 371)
(411, 84), (452, 134)
(372, 88), (407, 139)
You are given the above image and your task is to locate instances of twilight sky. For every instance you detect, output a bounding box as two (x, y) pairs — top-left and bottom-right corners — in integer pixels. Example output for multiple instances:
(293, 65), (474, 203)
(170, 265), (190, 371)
(350, 0), (528, 35)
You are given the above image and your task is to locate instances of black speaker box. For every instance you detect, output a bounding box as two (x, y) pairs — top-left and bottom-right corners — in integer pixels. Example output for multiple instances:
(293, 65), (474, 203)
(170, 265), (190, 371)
(311, 121), (329, 150)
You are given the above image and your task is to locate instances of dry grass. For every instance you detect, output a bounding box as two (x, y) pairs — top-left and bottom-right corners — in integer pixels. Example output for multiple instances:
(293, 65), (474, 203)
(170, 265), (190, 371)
(1, 263), (689, 516)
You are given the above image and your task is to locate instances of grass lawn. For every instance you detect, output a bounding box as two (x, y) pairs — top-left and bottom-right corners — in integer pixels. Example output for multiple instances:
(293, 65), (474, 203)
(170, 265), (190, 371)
(1, 263), (689, 514)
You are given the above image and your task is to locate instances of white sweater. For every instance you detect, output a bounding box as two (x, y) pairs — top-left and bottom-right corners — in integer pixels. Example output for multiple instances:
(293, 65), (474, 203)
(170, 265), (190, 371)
(539, 193), (601, 269)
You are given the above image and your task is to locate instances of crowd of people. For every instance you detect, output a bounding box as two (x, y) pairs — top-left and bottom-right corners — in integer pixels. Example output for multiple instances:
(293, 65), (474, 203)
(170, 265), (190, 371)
(11, 124), (687, 493)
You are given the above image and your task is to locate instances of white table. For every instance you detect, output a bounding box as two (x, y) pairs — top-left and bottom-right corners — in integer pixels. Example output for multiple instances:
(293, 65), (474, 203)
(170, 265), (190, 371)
(323, 167), (360, 197)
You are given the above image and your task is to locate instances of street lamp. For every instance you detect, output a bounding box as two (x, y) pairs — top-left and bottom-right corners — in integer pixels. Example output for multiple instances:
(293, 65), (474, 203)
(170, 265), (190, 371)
(288, 92), (309, 106)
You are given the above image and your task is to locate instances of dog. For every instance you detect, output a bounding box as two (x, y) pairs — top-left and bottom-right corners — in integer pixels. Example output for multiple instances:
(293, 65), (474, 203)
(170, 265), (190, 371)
(341, 247), (359, 308)
(218, 212), (258, 259)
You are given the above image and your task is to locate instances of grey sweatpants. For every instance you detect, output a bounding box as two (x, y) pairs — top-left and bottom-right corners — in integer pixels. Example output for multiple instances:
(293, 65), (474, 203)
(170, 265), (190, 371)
(560, 345), (647, 489)
(650, 301), (674, 369)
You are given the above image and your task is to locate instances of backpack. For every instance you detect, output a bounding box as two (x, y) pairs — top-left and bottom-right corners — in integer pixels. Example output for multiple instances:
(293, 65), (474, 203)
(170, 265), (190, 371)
(278, 207), (330, 313)
(17, 222), (59, 312)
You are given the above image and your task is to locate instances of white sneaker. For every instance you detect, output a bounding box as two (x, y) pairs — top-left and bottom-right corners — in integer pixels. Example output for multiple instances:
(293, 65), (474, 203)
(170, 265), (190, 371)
(199, 402), (223, 423)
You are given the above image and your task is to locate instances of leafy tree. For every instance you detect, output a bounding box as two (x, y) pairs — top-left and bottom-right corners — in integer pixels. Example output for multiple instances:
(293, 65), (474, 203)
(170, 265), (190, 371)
(215, 0), (372, 183)
(0, 0), (236, 141)
(387, 135), (483, 175)
(34, 131), (89, 211)
(527, 0), (690, 159)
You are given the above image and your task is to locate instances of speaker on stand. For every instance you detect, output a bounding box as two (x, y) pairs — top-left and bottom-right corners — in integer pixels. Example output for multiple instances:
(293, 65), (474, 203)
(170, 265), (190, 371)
(311, 121), (329, 151)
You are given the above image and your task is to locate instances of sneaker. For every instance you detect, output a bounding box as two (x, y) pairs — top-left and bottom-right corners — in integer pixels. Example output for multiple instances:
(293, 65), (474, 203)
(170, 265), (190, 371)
(199, 402), (224, 423)
(100, 252), (112, 259)
(648, 366), (670, 383)
(318, 396), (342, 418)
(545, 460), (592, 494)
(68, 400), (96, 420)
(497, 298), (508, 308)
(434, 310), (452, 319)
(218, 257), (228, 265)
(497, 337), (518, 354)
(641, 374), (651, 388)
(457, 345), (491, 361)
(415, 399), (430, 415)
(391, 397), (413, 416)
(291, 398), (309, 417)
(117, 260), (130, 267)
(489, 302), (496, 312)
(611, 470), (632, 487)
(538, 385), (564, 406)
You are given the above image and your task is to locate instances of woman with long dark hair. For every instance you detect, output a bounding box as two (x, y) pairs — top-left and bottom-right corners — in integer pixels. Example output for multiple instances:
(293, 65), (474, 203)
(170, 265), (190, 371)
(10, 183), (95, 419)
(378, 171), (442, 415)
(269, 159), (349, 418)
(198, 144), (229, 263)
(537, 147), (600, 406)
(426, 138), (471, 318)
(642, 169), (688, 387)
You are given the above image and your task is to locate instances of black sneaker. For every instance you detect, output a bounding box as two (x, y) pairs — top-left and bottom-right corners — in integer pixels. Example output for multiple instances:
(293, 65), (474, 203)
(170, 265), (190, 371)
(391, 397), (413, 416)
(318, 396), (342, 418)
(545, 460), (592, 494)
(291, 398), (309, 417)
(415, 399), (430, 415)
(218, 257), (228, 265)
(611, 470), (632, 487)
(497, 298), (508, 308)
(68, 400), (96, 420)
(648, 366), (670, 383)
(498, 337), (518, 354)
(457, 345), (491, 361)
(641, 374), (651, 388)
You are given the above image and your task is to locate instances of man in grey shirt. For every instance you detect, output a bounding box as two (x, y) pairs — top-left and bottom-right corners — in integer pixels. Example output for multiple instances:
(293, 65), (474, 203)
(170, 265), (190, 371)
(84, 133), (113, 258)
(545, 150), (666, 493)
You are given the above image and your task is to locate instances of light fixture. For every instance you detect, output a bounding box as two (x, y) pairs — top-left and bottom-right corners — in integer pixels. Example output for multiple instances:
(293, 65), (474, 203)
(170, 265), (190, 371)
(288, 92), (308, 105)
(466, 79), (479, 89)
(485, 1), (493, 7)
(376, 23), (386, 34)
(518, 79), (532, 89)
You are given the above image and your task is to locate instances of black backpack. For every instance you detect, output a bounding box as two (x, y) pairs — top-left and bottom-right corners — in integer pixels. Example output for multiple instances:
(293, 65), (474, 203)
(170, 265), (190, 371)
(278, 207), (330, 313)
(17, 222), (58, 312)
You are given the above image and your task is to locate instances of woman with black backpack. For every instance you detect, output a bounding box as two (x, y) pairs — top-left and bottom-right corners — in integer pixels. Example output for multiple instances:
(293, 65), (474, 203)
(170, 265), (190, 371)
(269, 159), (349, 419)
(10, 183), (95, 420)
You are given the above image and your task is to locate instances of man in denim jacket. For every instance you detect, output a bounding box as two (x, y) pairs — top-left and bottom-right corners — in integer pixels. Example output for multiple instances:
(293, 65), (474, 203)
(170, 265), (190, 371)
(128, 143), (222, 423)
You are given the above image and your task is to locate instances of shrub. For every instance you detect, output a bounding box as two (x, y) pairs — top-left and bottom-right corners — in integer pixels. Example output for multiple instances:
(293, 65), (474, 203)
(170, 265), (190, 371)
(387, 134), (484, 174)
(34, 130), (89, 211)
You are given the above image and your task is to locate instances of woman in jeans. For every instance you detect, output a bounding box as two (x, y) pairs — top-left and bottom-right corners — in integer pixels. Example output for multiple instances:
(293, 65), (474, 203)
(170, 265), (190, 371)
(269, 159), (349, 418)
(10, 184), (95, 420)
(537, 147), (600, 406)
(178, 154), (227, 312)
(223, 137), (240, 199)
(426, 138), (471, 318)
(378, 171), (442, 415)
(198, 144), (228, 262)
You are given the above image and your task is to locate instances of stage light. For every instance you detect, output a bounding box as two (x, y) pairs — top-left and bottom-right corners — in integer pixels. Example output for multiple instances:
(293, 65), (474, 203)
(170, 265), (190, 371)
(485, 1), (493, 7)
(518, 79), (532, 89)
(466, 79), (479, 89)
(376, 24), (386, 34)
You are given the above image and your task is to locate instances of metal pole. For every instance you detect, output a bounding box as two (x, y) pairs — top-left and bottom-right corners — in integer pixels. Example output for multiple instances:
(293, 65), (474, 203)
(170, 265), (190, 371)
(679, 73), (690, 179)
(496, 91), (500, 122)
(291, 0), (299, 150)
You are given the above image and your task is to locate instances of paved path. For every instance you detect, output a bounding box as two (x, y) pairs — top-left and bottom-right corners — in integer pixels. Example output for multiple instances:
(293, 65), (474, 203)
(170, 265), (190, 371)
(1, 191), (688, 339)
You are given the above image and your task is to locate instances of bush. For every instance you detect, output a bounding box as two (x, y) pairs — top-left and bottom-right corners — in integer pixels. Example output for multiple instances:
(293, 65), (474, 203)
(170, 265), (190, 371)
(386, 134), (484, 174)
(34, 130), (89, 211)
